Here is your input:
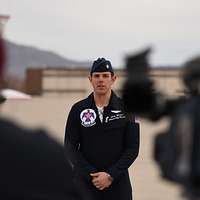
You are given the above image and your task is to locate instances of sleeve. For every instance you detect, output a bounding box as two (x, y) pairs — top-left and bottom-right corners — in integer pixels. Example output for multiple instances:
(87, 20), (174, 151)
(107, 120), (140, 180)
(64, 105), (97, 182)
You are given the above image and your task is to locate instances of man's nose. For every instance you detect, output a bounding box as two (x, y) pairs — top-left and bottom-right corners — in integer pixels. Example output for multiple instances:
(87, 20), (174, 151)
(98, 76), (104, 81)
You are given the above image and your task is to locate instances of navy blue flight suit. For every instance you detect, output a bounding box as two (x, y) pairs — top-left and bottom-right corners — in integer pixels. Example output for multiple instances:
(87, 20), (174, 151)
(65, 91), (140, 200)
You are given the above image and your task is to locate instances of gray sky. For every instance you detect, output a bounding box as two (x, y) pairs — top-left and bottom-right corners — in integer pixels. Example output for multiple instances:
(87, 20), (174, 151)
(1, 0), (200, 67)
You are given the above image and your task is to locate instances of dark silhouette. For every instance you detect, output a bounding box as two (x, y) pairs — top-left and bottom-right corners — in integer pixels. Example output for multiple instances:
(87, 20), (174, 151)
(0, 37), (78, 199)
(123, 48), (200, 200)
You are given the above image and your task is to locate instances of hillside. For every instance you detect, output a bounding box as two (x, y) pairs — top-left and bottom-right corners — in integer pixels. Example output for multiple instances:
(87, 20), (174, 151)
(4, 40), (91, 78)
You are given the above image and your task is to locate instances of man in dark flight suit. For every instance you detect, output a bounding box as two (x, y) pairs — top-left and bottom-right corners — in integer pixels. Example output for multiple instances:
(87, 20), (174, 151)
(65, 58), (140, 200)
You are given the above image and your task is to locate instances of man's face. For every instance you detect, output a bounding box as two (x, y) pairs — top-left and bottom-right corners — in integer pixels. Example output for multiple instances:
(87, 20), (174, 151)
(89, 72), (116, 95)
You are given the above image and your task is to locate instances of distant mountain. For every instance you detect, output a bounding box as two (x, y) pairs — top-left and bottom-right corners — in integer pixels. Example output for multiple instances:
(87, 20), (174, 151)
(4, 40), (91, 78)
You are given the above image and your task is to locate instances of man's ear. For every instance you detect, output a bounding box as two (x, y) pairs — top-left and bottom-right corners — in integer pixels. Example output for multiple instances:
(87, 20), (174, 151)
(112, 75), (117, 83)
(88, 75), (92, 82)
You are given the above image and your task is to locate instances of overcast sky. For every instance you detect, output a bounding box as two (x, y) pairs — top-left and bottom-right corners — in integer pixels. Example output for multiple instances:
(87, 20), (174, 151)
(1, 0), (200, 67)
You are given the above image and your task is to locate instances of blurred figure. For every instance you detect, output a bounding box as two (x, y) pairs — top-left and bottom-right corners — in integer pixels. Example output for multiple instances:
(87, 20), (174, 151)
(65, 58), (140, 200)
(123, 49), (200, 200)
(0, 38), (77, 199)
(166, 58), (200, 200)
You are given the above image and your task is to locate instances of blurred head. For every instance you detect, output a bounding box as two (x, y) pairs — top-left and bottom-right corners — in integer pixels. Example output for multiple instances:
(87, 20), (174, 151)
(183, 57), (200, 95)
(89, 58), (116, 95)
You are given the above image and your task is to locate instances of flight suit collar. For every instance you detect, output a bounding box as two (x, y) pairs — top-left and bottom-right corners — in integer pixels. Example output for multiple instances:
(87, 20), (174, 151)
(87, 90), (122, 110)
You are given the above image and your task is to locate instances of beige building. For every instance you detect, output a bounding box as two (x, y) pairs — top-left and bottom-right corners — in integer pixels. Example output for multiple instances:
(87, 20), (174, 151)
(26, 67), (184, 98)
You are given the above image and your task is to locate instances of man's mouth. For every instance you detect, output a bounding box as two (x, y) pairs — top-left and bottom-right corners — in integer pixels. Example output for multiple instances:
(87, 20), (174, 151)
(97, 85), (105, 88)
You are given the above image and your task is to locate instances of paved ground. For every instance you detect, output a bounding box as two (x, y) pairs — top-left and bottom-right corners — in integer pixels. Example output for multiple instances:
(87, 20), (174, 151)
(1, 96), (185, 200)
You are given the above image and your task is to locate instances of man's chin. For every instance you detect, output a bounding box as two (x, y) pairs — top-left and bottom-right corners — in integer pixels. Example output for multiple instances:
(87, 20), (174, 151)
(95, 90), (107, 95)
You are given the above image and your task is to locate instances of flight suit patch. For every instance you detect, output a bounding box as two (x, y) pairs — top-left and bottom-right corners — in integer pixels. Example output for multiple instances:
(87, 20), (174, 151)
(80, 109), (96, 127)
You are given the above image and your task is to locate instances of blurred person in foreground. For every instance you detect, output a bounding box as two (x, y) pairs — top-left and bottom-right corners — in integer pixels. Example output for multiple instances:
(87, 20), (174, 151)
(64, 58), (140, 200)
(163, 58), (200, 200)
(0, 38), (77, 199)
(123, 48), (200, 200)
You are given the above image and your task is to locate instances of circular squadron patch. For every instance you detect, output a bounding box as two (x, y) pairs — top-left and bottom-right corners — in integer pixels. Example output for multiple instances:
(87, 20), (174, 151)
(80, 109), (96, 127)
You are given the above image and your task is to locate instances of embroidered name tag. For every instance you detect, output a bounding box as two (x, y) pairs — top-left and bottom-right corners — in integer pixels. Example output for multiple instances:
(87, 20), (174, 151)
(80, 109), (96, 127)
(111, 110), (121, 114)
(105, 113), (126, 123)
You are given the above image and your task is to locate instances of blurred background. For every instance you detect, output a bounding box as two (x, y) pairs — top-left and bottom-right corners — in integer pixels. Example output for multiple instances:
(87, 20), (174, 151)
(1, 1), (200, 199)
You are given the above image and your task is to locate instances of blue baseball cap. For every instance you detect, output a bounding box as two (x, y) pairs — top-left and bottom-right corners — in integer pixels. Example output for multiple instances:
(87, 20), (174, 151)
(90, 58), (114, 75)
